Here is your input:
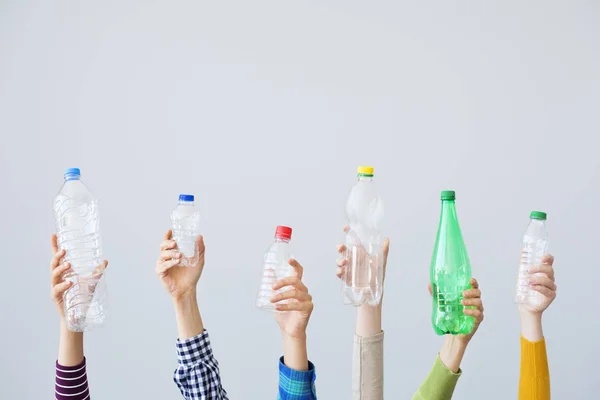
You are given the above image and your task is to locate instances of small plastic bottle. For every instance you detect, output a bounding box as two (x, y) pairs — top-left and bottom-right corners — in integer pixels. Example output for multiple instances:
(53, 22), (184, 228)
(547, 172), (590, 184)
(256, 226), (294, 311)
(170, 194), (201, 267)
(515, 211), (549, 306)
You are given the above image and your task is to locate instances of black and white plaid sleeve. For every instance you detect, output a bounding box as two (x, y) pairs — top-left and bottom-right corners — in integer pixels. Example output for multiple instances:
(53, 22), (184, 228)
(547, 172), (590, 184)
(174, 330), (229, 400)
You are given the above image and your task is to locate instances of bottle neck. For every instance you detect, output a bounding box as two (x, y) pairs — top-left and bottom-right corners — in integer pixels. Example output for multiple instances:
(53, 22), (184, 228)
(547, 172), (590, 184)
(179, 201), (194, 206)
(440, 200), (459, 224)
(357, 175), (374, 182)
(64, 175), (81, 182)
(274, 237), (291, 243)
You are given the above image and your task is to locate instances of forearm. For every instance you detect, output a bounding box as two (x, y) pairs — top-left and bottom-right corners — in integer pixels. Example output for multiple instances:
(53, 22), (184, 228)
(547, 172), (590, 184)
(520, 311), (543, 342)
(58, 321), (84, 366)
(355, 303), (382, 337)
(173, 292), (204, 340)
(282, 335), (309, 371)
(439, 336), (467, 374)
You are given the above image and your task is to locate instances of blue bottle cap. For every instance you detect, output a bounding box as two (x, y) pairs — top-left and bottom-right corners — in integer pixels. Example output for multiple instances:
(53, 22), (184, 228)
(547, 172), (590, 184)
(64, 168), (81, 180)
(179, 194), (195, 202)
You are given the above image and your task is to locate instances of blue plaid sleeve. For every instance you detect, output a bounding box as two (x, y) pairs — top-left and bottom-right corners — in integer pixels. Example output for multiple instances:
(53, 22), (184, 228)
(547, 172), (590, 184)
(173, 330), (229, 400)
(278, 357), (317, 400)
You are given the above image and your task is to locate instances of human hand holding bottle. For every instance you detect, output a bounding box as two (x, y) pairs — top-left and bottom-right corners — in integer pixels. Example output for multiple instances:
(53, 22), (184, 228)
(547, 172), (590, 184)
(269, 259), (314, 371)
(156, 229), (205, 339)
(518, 254), (556, 341)
(427, 277), (484, 373)
(336, 226), (390, 336)
(50, 234), (107, 366)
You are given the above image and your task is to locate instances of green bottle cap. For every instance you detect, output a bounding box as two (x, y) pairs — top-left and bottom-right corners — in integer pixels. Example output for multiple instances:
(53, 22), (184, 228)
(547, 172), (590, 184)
(530, 211), (547, 220)
(441, 190), (455, 200)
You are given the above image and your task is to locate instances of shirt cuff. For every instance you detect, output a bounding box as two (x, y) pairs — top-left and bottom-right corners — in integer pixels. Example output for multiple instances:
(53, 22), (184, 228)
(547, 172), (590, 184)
(176, 330), (214, 368)
(278, 357), (317, 398)
(520, 334), (550, 377)
(56, 358), (90, 400)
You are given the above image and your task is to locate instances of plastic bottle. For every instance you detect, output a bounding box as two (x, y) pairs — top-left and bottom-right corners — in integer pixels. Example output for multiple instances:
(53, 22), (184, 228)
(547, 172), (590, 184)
(342, 166), (384, 306)
(515, 211), (549, 306)
(170, 194), (201, 267)
(53, 168), (107, 332)
(430, 190), (474, 335)
(256, 226), (294, 311)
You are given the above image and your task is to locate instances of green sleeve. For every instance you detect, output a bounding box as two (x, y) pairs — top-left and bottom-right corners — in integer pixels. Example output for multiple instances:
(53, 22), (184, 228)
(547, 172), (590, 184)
(411, 355), (462, 400)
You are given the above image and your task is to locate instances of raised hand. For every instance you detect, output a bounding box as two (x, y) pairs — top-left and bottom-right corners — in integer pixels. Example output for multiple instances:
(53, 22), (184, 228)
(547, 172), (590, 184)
(428, 277), (484, 345)
(519, 255), (557, 315)
(270, 259), (314, 341)
(335, 226), (390, 286)
(156, 230), (204, 299)
(50, 234), (107, 319)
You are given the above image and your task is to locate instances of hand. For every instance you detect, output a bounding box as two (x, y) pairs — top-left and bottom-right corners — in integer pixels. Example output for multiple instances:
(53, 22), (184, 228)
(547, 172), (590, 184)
(428, 277), (484, 345)
(156, 230), (204, 300)
(50, 234), (107, 320)
(336, 226), (390, 285)
(518, 255), (556, 316)
(270, 259), (314, 341)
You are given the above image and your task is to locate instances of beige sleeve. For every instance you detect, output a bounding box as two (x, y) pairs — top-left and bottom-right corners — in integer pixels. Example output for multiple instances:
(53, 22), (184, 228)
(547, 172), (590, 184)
(352, 331), (384, 400)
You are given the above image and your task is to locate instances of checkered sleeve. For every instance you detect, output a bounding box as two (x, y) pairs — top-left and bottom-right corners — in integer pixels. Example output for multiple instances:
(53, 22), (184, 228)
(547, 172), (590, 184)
(278, 357), (317, 400)
(174, 330), (229, 400)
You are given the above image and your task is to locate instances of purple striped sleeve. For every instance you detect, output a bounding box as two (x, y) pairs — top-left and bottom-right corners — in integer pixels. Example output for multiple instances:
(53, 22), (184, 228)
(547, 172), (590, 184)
(55, 358), (90, 400)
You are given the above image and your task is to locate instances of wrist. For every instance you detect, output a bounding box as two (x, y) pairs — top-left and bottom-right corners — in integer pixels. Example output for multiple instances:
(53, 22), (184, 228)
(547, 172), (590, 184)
(439, 335), (467, 374)
(173, 291), (204, 340)
(282, 334), (308, 371)
(355, 303), (382, 337)
(519, 310), (543, 342)
(171, 289), (197, 303)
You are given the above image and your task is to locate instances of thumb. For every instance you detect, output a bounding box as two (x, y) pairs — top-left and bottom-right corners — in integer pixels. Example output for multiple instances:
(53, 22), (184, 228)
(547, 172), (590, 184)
(196, 235), (205, 252)
(428, 283), (432, 297)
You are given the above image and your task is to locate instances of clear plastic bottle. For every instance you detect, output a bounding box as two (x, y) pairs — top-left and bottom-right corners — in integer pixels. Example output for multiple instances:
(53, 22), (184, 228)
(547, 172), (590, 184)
(53, 168), (107, 332)
(170, 194), (201, 267)
(256, 226), (294, 311)
(342, 166), (384, 306)
(515, 211), (549, 306)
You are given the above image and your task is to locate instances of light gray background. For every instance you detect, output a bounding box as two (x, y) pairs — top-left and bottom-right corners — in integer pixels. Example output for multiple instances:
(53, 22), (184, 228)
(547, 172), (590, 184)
(1, 1), (598, 399)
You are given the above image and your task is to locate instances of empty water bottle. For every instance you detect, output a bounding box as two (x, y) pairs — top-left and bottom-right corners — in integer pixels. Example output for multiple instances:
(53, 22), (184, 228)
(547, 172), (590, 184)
(515, 211), (549, 306)
(170, 194), (201, 267)
(342, 166), (385, 306)
(53, 168), (107, 332)
(256, 226), (294, 311)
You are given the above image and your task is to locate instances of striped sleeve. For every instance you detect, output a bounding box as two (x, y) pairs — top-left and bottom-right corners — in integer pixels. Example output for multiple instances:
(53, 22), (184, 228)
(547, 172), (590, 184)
(55, 358), (90, 400)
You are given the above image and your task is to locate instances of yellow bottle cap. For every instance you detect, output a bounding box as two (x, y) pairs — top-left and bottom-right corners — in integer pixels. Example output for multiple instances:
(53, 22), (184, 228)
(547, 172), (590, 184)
(357, 166), (374, 175)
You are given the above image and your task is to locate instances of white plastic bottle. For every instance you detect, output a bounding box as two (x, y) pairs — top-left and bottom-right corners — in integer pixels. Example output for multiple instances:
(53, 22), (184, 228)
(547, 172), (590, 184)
(53, 168), (107, 332)
(342, 166), (385, 306)
(515, 211), (549, 306)
(256, 226), (294, 311)
(170, 194), (201, 267)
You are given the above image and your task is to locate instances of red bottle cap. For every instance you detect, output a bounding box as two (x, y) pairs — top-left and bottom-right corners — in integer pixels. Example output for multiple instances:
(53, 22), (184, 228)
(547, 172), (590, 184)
(275, 226), (292, 240)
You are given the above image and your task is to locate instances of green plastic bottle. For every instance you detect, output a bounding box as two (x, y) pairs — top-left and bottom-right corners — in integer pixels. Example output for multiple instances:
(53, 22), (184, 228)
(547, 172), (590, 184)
(430, 190), (475, 335)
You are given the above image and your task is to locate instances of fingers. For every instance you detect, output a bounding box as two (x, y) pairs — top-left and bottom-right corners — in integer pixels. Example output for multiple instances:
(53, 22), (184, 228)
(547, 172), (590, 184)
(531, 285), (556, 298)
(272, 275), (308, 292)
(343, 225), (349, 233)
(335, 257), (347, 279)
(382, 238), (390, 259)
(529, 263), (555, 281)
(195, 235), (205, 253)
(470, 278), (479, 289)
(463, 288), (482, 299)
(428, 283), (432, 297)
(275, 301), (314, 312)
(163, 230), (172, 241)
(156, 258), (181, 275)
(464, 308), (484, 323)
(462, 297), (483, 309)
(528, 275), (557, 291)
(51, 234), (59, 254)
(50, 248), (66, 270)
(51, 262), (72, 285)
(270, 288), (312, 303)
(160, 239), (177, 252)
(336, 244), (347, 255)
(52, 280), (72, 301)
(92, 260), (108, 277)
(288, 259), (304, 280)
(160, 249), (181, 262)
(541, 254), (554, 265)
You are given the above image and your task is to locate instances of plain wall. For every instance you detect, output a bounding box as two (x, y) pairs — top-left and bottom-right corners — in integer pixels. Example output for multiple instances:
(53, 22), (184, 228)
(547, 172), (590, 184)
(1, 1), (598, 399)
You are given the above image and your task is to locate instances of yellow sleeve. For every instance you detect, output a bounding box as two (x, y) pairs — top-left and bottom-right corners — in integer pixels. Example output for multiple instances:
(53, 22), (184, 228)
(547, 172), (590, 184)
(519, 335), (551, 400)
